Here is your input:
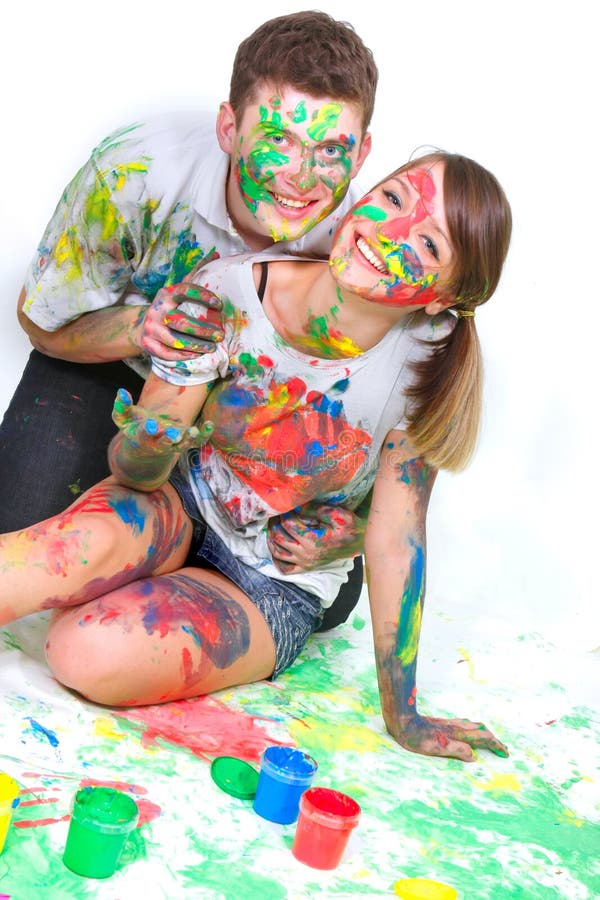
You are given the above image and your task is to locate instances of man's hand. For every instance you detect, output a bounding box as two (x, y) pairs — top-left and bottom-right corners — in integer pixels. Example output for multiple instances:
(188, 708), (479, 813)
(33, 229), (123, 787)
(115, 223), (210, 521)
(386, 712), (509, 762)
(267, 504), (365, 574)
(112, 388), (213, 456)
(135, 283), (224, 361)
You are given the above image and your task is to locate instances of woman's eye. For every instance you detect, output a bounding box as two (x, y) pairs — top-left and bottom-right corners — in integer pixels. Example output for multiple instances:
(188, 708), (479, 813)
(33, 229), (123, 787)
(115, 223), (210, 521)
(269, 133), (286, 145)
(422, 235), (439, 261)
(383, 190), (402, 209)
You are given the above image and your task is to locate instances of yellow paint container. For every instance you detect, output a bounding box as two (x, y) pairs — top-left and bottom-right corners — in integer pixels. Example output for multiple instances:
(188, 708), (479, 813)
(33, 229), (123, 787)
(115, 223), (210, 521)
(394, 878), (458, 900)
(0, 772), (21, 854)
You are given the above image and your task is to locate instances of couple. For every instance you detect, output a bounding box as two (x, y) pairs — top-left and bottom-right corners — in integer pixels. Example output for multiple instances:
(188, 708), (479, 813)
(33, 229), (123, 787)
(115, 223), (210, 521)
(0, 13), (511, 761)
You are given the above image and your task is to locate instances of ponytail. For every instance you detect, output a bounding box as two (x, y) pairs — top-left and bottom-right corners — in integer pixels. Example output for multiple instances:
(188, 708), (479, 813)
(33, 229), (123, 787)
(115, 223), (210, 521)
(405, 314), (482, 472)
(396, 151), (511, 471)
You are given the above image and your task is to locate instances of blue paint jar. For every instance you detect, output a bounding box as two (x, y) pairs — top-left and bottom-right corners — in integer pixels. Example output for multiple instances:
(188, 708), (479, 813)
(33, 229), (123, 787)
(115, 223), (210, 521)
(252, 746), (318, 825)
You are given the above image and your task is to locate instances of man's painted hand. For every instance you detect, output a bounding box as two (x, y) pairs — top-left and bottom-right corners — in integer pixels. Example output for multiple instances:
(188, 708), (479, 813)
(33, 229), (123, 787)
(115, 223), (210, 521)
(267, 504), (364, 574)
(136, 283), (224, 361)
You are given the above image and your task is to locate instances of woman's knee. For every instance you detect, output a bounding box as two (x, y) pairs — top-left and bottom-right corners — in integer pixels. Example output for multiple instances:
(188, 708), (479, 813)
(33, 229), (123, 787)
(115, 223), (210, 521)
(45, 611), (135, 705)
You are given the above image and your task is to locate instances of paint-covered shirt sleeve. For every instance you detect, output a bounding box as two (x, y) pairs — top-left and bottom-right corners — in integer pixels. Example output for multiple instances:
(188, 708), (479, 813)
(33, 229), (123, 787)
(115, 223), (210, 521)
(21, 131), (148, 331)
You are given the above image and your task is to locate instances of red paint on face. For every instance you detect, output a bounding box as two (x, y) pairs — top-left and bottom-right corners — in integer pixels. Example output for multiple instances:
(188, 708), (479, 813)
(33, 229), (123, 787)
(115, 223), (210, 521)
(380, 168), (436, 243)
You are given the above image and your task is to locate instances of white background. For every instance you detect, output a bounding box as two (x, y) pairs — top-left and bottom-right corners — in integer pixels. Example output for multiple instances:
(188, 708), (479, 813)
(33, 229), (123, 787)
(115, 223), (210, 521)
(1, 1), (597, 650)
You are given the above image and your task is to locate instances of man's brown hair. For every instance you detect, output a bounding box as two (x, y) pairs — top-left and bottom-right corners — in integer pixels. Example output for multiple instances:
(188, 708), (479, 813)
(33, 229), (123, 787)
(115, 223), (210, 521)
(229, 11), (378, 131)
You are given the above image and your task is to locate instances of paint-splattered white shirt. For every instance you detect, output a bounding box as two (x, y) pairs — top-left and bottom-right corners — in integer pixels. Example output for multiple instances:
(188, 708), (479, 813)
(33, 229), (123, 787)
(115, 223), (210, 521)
(152, 252), (454, 604)
(21, 111), (363, 336)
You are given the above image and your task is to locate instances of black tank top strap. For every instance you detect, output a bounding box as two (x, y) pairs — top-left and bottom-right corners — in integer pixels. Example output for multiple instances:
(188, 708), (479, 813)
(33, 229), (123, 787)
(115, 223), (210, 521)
(257, 260), (268, 302)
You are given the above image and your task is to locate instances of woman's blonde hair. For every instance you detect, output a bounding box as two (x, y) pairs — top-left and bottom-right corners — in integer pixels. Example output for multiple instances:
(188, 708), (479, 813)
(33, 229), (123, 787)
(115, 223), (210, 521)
(395, 152), (512, 471)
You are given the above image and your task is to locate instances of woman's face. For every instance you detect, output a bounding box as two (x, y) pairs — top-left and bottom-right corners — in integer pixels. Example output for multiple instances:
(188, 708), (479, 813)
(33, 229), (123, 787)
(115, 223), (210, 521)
(329, 160), (454, 308)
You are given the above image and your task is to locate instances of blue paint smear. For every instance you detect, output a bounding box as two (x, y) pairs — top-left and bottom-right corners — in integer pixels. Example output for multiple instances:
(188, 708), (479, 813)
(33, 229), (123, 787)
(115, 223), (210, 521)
(109, 496), (146, 535)
(26, 717), (59, 747)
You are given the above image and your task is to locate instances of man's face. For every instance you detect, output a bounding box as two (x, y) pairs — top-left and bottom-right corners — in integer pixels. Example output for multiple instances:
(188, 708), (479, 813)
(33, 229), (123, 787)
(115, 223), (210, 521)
(218, 84), (371, 248)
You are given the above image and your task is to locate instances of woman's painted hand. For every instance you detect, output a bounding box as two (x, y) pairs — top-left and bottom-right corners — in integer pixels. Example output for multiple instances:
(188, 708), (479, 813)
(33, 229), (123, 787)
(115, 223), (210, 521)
(135, 283), (224, 361)
(111, 388), (213, 454)
(386, 712), (509, 762)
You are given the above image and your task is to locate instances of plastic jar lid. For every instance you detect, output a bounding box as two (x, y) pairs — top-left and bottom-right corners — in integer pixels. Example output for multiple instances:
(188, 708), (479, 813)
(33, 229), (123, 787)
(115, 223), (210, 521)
(211, 757), (259, 799)
(394, 878), (458, 900)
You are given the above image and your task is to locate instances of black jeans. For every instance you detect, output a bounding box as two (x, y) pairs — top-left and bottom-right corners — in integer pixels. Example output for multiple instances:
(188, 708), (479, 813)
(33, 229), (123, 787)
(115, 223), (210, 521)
(0, 350), (145, 530)
(0, 349), (363, 627)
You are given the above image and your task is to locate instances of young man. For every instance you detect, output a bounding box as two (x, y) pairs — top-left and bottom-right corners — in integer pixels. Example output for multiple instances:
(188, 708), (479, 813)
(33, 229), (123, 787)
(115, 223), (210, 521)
(0, 11), (377, 628)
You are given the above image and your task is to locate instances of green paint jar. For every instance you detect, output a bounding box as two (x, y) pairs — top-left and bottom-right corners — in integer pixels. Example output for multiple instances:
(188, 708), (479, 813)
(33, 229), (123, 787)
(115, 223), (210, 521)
(62, 787), (139, 878)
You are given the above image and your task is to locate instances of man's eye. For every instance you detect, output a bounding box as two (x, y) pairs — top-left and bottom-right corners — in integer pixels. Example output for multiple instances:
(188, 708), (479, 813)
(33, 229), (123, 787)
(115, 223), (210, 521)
(322, 145), (343, 158)
(383, 190), (402, 208)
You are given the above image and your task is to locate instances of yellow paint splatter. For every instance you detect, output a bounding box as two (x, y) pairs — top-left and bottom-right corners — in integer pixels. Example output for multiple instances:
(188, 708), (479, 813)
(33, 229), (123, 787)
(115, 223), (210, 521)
(456, 646), (488, 684)
(562, 808), (584, 827)
(94, 716), (125, 741)
(288, 715), (388, 754)
(471, 771), (522, 793)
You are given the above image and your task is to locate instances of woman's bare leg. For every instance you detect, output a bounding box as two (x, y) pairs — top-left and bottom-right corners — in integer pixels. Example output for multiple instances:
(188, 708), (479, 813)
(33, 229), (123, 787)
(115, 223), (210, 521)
(0, 478), (192, 626)
(45, 566), (277, 706)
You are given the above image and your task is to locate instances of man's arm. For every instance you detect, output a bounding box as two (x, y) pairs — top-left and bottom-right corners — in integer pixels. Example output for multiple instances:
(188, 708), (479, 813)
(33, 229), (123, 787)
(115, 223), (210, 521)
(18, 283), (225, 365)
(365, 429), (509, 761)
(18, 288), (146, 362)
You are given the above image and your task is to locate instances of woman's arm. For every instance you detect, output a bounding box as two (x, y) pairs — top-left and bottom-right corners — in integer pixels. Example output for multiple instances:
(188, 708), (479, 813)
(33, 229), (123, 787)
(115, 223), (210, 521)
(108, 373), (212, 492)
(365, 429), (508, 761)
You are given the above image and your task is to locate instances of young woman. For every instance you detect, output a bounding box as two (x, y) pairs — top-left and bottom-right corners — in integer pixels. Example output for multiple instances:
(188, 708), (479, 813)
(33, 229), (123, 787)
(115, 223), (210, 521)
(0, 152), (512, 761)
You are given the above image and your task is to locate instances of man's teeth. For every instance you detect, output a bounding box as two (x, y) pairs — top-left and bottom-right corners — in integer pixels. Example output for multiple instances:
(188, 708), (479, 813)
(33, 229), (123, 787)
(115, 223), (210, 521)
(273, 193), (311, 209)
(357, 237), (387, 274)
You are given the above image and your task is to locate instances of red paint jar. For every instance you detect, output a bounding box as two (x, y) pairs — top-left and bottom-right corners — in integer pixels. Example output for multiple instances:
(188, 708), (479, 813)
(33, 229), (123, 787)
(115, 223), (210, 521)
(292, 787), (361, 870)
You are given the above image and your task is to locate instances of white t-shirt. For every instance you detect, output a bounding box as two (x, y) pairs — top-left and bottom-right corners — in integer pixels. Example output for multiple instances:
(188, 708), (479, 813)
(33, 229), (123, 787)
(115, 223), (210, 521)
(152, 252), (454, 605)
(21, 111), (363, 335)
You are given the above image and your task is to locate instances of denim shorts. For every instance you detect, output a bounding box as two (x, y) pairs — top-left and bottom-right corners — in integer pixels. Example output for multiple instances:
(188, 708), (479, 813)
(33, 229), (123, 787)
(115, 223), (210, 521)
(169, 467), (324, 678)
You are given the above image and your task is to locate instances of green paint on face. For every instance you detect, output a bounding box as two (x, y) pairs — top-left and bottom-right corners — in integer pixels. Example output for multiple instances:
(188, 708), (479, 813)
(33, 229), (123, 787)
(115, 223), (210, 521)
(307, 103), (343, 141)
(236, 155), (276, 212)
(250, 145), (289, 176)
(291, 100), (307, 123)
(259, 103), (283, 130)
(352, 203), (388, 222)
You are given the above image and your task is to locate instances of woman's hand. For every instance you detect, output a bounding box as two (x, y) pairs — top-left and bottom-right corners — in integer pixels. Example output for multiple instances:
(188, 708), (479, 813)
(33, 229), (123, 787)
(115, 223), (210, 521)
(267, 505), (364, 573)
(134, 283), (224, 361)
(112, 388), (213, 456)
(385, 712), (509, 761)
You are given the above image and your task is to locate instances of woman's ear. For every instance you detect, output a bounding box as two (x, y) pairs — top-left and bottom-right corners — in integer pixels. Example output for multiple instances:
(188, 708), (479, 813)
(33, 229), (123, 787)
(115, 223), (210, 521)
(423, 295), (456, 316)
(216, 102), (237, 154)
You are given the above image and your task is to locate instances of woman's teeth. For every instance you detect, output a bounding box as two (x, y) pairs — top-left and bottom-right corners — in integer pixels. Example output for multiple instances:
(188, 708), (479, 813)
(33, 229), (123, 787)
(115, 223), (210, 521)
(357, 237), (387, 274)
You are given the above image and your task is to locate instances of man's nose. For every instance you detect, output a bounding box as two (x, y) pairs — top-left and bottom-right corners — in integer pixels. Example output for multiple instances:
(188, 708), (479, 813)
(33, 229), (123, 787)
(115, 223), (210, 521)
(287, 151), (318, 192)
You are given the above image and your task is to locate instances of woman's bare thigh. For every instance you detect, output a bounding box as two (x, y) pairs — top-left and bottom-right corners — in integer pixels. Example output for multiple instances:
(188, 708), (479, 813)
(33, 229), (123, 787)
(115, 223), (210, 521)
(45, 565), (277, 706)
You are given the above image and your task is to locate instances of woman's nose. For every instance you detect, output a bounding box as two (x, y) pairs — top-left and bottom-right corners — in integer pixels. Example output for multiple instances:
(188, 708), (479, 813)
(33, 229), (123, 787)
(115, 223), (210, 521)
(378, 207), (416, 244)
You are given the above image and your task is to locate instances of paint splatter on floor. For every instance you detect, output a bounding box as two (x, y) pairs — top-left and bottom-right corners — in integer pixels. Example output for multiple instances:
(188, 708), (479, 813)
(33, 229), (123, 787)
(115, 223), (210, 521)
(0, 594), (598, 899)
